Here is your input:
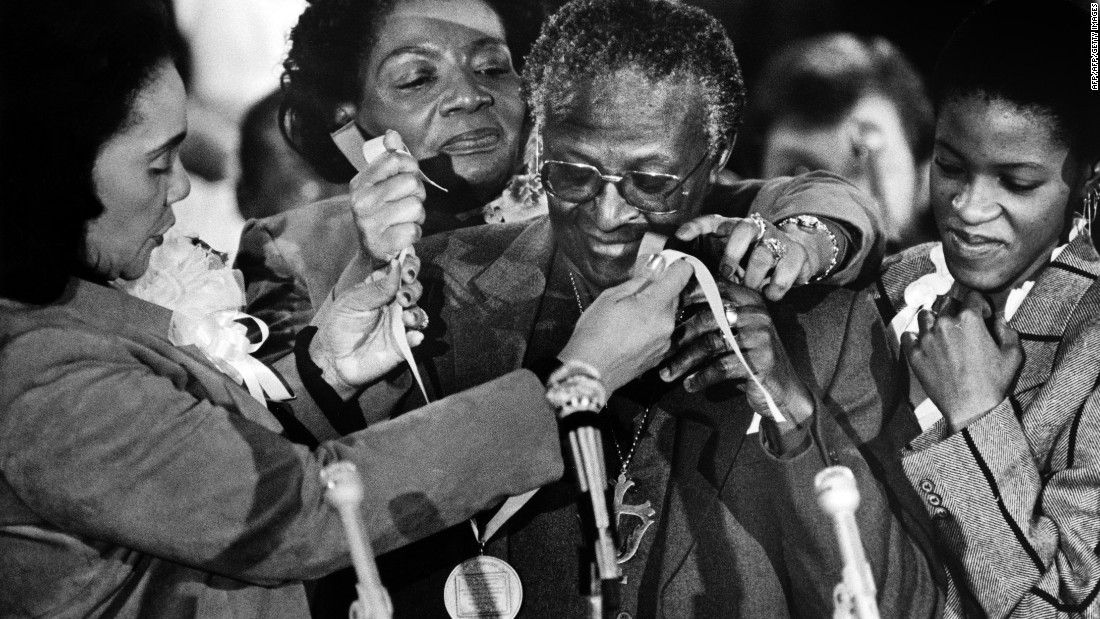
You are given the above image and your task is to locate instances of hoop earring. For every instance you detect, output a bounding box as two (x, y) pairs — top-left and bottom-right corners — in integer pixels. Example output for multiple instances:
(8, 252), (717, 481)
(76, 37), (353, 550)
(1084, 185), (1099, 241)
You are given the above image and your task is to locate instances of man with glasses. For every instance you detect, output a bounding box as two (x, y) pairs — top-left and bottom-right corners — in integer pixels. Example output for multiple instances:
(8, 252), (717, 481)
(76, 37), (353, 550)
(297, 1), (944, 616)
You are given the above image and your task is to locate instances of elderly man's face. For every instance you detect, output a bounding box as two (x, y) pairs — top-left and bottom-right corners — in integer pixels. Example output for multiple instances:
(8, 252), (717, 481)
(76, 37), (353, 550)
(542, 70), (722, 291)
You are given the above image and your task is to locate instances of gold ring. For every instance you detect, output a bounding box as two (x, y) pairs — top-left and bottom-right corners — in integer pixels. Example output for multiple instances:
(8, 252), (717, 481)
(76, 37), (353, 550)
(722, 302), (738, 327)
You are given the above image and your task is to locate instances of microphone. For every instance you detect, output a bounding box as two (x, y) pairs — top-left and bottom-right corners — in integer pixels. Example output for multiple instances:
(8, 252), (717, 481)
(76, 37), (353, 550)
(545, 361), (622, 615)
(321, 462), (394, 619)
(815, 466), (880, 619)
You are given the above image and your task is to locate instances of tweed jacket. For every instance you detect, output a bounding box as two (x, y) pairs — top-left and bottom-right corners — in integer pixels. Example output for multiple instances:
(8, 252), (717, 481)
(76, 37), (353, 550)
(300, 215), (943, 618)
(0, 278), (563, 618)
(872, 236), (1100, 618)
(236, 173), (884, 366)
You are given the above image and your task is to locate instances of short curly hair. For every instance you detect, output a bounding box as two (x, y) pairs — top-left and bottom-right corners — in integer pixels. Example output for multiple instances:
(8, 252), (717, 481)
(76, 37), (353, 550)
(523, 0), (745, 155)
(281, 0), (543, 183)
(934, 0), (1099, 163)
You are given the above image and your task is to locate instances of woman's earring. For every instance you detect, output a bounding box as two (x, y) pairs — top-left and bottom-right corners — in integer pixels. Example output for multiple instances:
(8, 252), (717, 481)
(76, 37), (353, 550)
(1084, 185), (1099, 240)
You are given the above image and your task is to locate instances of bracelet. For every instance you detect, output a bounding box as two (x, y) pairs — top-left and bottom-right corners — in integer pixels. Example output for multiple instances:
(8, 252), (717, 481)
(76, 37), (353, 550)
(777, 215), (839, 282)
(545, 360), (607, 414)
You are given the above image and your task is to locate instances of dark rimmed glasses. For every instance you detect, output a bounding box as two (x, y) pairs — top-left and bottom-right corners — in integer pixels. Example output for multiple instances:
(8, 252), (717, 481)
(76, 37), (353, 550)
(538, 153), (710, 214)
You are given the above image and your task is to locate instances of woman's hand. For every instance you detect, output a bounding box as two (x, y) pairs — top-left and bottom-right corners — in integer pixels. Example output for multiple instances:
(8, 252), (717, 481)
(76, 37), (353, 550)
(658, 282), (815, 446)
(674, 214), (837, 301)
(901, 290), (1023, 433)
(309, 260), (428, 400)
(559, 256), (694, 392)
(350, 130), (427, 265)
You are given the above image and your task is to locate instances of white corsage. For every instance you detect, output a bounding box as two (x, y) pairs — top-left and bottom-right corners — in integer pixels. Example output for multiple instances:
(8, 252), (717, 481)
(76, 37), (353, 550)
(483, 131), (548, 224)
(889, 244), (954, 339)
(482, 172), (548, 224)
(115, 230), (291, 407)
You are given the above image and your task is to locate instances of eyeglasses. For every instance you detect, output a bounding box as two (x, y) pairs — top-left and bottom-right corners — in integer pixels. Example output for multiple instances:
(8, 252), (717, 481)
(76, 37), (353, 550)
(538, 153), (710, 214)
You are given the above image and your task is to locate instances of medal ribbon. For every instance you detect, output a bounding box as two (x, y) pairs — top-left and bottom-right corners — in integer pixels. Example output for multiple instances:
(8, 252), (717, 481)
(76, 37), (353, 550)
(469, 489), (538, 550)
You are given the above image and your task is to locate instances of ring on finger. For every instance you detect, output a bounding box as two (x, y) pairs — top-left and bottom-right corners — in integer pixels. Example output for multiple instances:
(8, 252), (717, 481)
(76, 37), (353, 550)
(748, 212), (768, 242)
(722, 301), (739, 327)
(762, 237), (788, 264)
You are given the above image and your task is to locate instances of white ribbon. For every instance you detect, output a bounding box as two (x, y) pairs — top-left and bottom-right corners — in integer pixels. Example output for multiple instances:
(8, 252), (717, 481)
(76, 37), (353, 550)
(393, 248), (430, 404)
(170, 310), (293, 407)
(642, 235), (787, 424)
(329, 127), (433, 404)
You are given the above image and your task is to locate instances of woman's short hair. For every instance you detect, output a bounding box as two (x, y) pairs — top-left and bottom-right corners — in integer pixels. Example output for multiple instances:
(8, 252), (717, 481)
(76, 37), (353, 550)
(280, 0), (543, 184)
(523, 0), (745, 156)
(0, 0), (178, 303)
(743, 33), (933, 174)
(935, 0), (1099, 162)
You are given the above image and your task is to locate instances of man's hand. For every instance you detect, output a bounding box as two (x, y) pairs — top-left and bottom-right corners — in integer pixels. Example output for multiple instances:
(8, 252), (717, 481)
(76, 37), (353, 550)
(560, 256), (694, 392)
(658, 282), (815, 453)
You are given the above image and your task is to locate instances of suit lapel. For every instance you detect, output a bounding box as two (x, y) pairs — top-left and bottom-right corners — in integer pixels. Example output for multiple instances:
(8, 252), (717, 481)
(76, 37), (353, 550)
(1009, 236), (1100, 397)
(654, 385), (756, 592)
(446, 218), (557, 393)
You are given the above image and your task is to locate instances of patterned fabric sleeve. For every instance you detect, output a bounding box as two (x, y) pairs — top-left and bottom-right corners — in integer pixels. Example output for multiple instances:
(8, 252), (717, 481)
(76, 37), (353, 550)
(902, 321), (1100, 618)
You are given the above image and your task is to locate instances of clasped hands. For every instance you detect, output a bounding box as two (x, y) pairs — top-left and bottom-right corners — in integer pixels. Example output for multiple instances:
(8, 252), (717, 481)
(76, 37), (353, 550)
(901, 290), (1023, 433)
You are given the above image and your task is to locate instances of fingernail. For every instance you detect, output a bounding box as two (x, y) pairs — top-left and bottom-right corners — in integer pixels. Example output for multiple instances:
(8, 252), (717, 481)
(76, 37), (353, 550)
(646, 254), (665, 270)
(659, 367), (672, 382)
(720, 264), (734, 279)
(398, 291), (412, 305)
(405, 268), (418, 281)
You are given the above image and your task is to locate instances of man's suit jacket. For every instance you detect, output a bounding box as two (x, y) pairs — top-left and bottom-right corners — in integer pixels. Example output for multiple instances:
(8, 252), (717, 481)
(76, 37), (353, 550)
(236, 173), (884, 366)
(872, 235), (1100, 618)
(322, 216), (943, 617)
(0, 279), (563, 618)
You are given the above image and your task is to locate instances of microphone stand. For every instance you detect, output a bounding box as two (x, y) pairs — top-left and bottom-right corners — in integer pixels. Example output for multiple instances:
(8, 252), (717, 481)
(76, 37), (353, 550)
(546, 362), (622, 618)
(815, 466), (881, 619)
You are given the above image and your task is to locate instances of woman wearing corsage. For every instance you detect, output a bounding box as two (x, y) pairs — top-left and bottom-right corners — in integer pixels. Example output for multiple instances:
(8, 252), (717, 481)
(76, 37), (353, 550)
(872, 1), (1100, 616)
(0, 1), (695, 616)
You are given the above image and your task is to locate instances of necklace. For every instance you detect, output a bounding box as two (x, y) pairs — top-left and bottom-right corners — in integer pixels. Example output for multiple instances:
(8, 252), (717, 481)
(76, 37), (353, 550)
(567, 271), (657, 565)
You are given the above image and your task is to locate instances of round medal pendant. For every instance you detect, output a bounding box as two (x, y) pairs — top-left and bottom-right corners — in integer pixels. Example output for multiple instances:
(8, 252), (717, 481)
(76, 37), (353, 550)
(443, 555), (523, 619)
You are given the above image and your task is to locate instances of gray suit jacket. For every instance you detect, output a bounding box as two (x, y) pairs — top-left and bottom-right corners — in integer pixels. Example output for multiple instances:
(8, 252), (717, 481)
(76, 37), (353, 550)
(343, 216), (942, 617)
(0, 279), (563, 618)
(872, 235), (1100, 618)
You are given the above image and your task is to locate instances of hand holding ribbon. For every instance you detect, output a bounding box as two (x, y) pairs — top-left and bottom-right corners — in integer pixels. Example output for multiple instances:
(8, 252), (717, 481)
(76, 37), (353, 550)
(309, 260), (427, 401)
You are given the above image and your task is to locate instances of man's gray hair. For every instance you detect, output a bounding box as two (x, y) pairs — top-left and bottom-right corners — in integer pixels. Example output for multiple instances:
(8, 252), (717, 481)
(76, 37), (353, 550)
(523, 0), (745, 155)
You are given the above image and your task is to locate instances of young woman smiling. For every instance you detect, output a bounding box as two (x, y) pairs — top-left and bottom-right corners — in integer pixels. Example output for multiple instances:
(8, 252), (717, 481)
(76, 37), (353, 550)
(872, 1), (1100, 616)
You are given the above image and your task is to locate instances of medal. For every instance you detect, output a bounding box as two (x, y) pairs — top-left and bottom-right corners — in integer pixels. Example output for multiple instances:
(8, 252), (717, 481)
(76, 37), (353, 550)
(443, 555), (523, 619)
(444, 490), (535, 619)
